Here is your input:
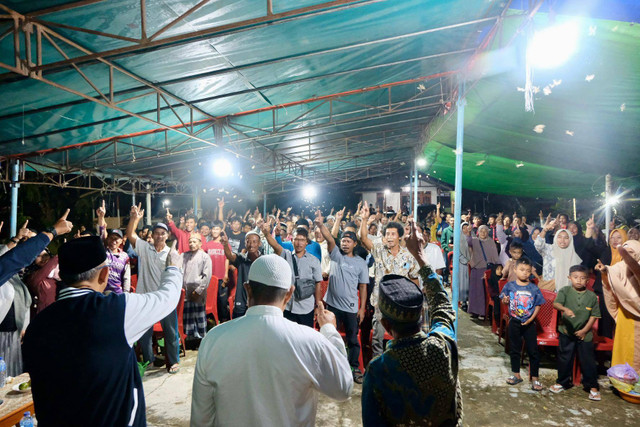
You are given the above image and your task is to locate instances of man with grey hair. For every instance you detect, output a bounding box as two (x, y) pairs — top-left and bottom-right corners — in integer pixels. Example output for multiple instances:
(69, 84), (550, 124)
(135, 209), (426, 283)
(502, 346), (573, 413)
(23, 233), (183, 426)
(191, 254), (353, 426)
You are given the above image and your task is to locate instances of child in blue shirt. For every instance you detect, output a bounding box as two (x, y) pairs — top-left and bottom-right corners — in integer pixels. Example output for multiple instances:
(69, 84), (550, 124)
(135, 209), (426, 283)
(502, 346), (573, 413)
(499, 257), (545, 391)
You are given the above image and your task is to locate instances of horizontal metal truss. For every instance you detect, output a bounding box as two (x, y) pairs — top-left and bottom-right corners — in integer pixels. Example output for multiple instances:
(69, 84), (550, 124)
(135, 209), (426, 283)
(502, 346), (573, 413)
(6, 73), (456, 187)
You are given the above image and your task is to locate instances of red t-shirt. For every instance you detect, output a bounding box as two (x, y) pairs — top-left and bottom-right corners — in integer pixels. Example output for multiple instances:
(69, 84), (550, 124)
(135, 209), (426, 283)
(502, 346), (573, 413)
(202, 240), (228, 280)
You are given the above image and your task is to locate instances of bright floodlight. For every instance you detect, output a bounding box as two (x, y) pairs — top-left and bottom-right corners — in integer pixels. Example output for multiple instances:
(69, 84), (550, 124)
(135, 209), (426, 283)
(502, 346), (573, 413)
(163, 199), (170, 206)
(213, 158), (232, 177)
(416, 157), (427, 167)
(384, 188), (391, 195)
(607, 194), (621, 206)
(302, 185), (317, 200)
(527, 21), (579, 69)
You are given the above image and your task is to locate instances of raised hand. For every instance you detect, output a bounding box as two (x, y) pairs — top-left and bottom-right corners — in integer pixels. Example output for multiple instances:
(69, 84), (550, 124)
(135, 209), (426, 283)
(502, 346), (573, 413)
(17, 220), (35, 240)
(53, 209), (73, 236)
(0, 221), (3, 234)
(166, 240), (182, 269)
(131, 203), (144, 220)
(586, 214), (595, 230)
(96, 200), (106, 218)
(220, 230), (229, 246)
(594, 259), (607, 273)
(335, 207), (346, 220)
(361, 204), (370, 219)
(405, 220), (427, 265)
(218, 197), (225, 209)
(315, 301), (337, 328)
(165, 207), (173, 222)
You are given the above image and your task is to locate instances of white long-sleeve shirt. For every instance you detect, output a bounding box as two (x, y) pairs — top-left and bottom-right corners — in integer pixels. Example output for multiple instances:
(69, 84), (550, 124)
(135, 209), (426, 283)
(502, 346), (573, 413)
(191, 305), (353, 427)
(56, 266), (182, 347)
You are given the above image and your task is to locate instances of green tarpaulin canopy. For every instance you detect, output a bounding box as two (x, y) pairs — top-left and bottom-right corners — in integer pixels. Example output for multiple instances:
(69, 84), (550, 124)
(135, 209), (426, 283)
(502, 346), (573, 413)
(421, 12), (640, 198)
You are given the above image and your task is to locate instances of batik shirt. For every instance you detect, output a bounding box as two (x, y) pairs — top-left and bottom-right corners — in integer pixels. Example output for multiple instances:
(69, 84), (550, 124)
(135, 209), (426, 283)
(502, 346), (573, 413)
(369, 242), (420, 311)
(362, 266), (463, 426)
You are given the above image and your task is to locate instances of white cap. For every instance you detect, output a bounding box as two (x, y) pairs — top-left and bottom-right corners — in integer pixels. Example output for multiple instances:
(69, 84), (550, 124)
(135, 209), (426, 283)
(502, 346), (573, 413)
(248, 255), (293, 290)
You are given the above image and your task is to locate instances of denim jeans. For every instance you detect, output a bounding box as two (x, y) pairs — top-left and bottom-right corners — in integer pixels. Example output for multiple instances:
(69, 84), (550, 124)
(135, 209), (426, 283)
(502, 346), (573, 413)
(140, 309), (180, 366)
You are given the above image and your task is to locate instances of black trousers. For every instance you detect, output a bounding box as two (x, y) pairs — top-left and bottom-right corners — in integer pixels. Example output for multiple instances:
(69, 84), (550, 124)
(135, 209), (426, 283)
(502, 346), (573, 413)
(217, 279), (230, 322)
(284, 309), (314, 328)
(556, 333), (599, 390)
(327, 304), (360, 371)
(508, 319), (540, 377)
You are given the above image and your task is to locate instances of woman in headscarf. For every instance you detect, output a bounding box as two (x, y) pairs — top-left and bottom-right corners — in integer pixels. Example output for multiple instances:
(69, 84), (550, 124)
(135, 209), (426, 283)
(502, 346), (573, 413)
(467, 224), (501, 319)
(596, 240), (640, 371)
(534, 216), (582, 292)
(459, 222), (472, 311)
(586, 215), (629, 338)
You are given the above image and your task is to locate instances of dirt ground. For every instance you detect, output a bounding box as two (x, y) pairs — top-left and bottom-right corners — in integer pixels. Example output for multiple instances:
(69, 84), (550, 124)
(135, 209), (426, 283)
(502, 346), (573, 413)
(144, 310), (640, 426)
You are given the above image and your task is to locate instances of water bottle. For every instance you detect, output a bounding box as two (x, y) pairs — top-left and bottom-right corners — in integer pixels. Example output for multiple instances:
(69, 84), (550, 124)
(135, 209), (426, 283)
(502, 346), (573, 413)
(0, 357), (6, 388)
(19, 411), (34, 427)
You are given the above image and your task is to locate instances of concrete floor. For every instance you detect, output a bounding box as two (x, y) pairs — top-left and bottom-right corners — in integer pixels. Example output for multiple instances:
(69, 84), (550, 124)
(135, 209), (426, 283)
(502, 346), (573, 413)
(143, 311), (640, 426)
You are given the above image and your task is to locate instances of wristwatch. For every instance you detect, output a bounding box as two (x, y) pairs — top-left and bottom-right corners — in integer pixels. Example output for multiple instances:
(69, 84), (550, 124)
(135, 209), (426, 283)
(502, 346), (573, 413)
(45, 227), (58, 238)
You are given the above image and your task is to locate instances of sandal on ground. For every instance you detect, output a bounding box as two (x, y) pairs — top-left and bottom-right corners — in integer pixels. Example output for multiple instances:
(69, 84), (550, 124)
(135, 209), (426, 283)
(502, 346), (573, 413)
(531, 381), (543, 391)
(589, 390), (602, 401)
(506, 375), (523, 385)
(549, 384), (565, 394)
(168, 364), (180, 374)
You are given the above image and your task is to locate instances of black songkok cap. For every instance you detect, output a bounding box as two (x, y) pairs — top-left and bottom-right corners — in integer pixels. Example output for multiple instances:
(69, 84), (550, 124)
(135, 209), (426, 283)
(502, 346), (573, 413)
(59, 236), (107, 275)
(379, 274), (424, 323)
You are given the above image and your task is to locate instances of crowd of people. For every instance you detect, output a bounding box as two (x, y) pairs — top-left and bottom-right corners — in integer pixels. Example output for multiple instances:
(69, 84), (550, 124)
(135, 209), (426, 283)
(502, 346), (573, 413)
(0, 197), (639, 425)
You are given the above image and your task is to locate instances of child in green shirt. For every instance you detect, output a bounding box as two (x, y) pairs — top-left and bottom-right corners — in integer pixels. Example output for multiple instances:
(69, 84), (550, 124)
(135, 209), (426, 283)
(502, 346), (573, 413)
(550, 265), (602, 401)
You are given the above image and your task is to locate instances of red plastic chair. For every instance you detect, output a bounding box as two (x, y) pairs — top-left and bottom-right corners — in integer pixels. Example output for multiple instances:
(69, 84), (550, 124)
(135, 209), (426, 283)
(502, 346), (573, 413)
(130, 274), (137, 293)
(483, 269), (494, 326)
(228, 269), (237, 319)
(205, 275), (219, 325)
(153, 288), (186, 363)
(496, 279), (509, 343)
(586, 275), (595, 292)
(318, 280), (329, 299)
(447, 251), (453, 277)
(535, 290), (560, 347)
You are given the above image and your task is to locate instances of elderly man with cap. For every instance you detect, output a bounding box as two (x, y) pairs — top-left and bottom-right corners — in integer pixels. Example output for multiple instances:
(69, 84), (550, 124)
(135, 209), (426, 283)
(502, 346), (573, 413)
(22, 233), (182, 426)
(181, 234), (212, 341)
(96, 199), (131, 293)
(191, 254), (353, 426)
(221, 229), (262, 318)
(125, 203), (182, 374)
(361, 221), (462, 426)
(315, 214), (369, 384)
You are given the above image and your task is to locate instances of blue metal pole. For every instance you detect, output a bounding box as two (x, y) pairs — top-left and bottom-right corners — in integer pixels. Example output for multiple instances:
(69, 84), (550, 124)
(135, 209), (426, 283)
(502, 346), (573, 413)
(9, 160), (20, 237)
(451, 81), (466, 336)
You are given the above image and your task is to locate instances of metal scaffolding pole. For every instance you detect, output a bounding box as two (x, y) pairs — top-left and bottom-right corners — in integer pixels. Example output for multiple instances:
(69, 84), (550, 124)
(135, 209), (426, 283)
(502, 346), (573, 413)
(145, 185), (152, 226)
(193, 185), (199, 218)
(9, 159), (20, 237)
(451, 81), (466, 336)
(263, 194), (267, 217)
(413, 160), (418, 223)
(605, 174), (611, 242)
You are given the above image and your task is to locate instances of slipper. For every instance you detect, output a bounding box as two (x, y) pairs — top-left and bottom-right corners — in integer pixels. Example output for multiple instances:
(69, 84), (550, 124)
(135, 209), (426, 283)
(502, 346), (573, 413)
(506, 375), (523, 385)
(531, 380), (543, 392)
(168, 364), (180, 375)
(589, 390), (601, 401)
(549, 384), (565, 394)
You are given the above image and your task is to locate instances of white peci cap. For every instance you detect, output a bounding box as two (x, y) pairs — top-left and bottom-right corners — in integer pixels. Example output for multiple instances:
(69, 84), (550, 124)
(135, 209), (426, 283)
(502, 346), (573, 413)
(248, 254), (293, 290)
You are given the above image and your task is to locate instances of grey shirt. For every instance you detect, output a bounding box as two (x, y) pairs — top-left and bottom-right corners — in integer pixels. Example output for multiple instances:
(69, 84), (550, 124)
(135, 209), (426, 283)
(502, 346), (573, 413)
(281, 250), (323, 315)
(182, 250), (212, 304)
(325, 246), (369, 314)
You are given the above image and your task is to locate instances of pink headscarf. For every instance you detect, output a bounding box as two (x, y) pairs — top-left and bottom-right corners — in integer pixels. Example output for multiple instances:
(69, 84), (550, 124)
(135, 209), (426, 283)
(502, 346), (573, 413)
(605, 240), (640, 319)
